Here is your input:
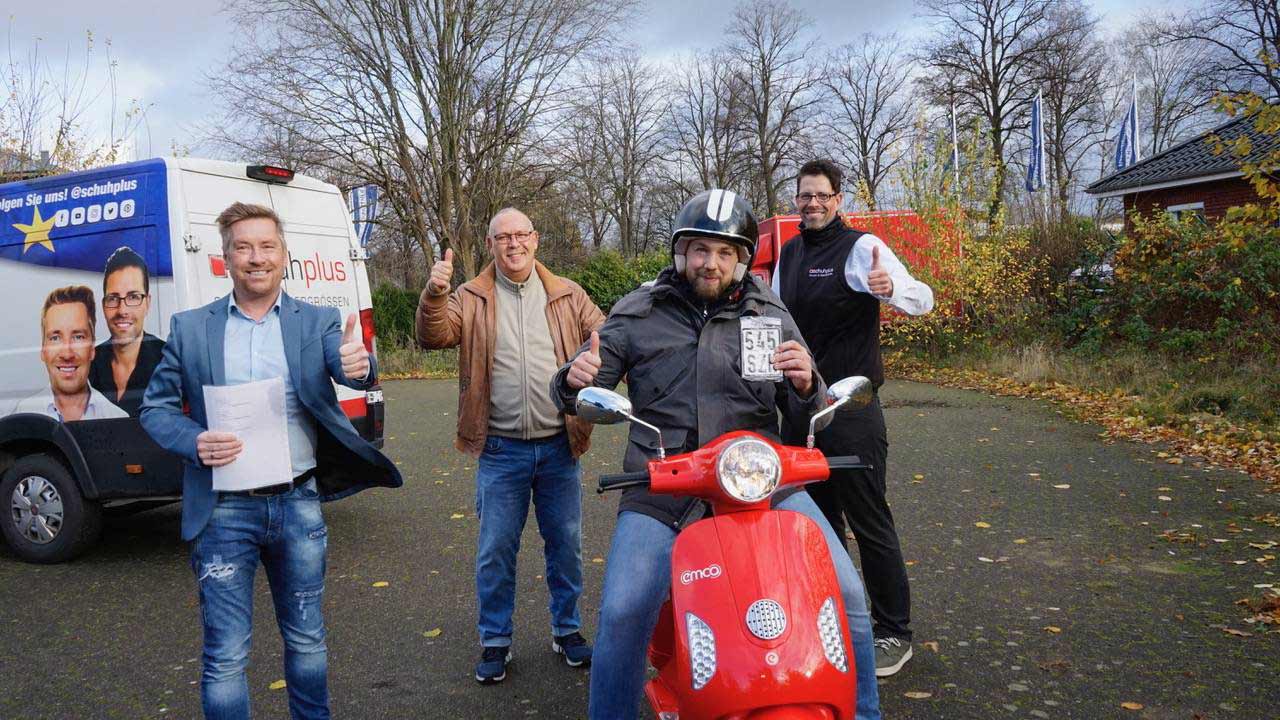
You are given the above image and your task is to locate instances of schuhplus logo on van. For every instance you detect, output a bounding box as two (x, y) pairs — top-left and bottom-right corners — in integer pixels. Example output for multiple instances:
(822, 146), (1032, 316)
(680, 564), (722, 585)
(209, 255), (227, 278)
(286, 251), (347, 289)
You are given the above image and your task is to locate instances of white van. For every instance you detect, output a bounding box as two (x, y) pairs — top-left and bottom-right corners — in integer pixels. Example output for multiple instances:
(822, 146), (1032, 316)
(0, 158), (386, 562)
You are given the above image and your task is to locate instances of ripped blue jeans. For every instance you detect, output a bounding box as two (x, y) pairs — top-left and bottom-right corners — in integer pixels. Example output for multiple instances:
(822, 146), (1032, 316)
(190, 479), (329, 720)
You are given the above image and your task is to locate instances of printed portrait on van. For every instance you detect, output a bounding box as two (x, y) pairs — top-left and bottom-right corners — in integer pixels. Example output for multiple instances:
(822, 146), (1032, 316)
(87, 247), (166, 417)
(11, 286), (129, 422)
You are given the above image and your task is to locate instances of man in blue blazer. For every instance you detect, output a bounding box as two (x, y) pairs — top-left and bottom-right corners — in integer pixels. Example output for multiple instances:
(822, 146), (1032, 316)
(141, 202), (401, 720)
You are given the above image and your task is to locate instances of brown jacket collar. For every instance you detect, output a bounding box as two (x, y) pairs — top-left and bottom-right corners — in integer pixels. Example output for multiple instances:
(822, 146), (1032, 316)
(462, 261), (571, 301)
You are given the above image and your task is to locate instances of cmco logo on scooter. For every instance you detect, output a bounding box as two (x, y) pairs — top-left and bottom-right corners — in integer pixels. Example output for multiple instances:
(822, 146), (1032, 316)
(680, 564), (723, 585)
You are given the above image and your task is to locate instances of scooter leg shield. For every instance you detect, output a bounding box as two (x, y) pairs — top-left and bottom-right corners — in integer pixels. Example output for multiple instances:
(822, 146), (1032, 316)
(656, 509), (856, 720)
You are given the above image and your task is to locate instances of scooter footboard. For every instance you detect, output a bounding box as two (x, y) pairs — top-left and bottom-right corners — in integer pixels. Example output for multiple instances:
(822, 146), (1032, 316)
(657, 509), (855, 720)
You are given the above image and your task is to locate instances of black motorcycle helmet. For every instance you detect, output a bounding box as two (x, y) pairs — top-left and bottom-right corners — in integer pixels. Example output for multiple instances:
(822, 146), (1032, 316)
(671, 189), (759, 282)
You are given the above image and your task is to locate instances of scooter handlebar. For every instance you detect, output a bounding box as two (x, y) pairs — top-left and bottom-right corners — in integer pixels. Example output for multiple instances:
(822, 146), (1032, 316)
(825, 455), (873, 471)
(597, 471), (651, 494)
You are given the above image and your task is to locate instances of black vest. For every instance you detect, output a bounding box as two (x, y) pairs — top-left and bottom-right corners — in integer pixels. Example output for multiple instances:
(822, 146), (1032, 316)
(777, 219), (883, 388)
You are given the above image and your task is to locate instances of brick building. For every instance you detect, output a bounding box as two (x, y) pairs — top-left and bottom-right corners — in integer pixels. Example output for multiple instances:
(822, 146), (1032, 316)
(1086, 112), (1279, 226)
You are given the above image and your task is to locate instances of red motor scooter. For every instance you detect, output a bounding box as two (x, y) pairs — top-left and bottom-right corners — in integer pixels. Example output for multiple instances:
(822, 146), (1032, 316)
(577, 376), (874, 720)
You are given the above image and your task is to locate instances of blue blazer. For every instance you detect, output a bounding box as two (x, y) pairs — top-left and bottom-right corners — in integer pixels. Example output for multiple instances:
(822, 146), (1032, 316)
(141, 292), (402, 540)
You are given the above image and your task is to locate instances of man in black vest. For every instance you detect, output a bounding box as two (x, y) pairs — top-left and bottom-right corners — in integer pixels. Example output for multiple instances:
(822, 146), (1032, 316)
(772, 159), (934, 677)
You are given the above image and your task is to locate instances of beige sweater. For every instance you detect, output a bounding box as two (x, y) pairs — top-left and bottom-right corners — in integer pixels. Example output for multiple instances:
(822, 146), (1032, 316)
(488, 268), (564, 439)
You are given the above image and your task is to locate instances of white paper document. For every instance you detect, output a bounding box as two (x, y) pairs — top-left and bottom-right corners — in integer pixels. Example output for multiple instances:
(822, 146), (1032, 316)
(203, 376), (292, 492)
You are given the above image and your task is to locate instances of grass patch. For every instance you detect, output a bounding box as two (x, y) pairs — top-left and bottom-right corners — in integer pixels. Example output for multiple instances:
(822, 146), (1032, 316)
(929, 342), (1280, 431)
(376, 342), (458, 379)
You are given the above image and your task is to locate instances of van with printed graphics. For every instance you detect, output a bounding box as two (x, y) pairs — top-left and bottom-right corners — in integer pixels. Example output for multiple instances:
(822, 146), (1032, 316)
(0, 158), (385, 562)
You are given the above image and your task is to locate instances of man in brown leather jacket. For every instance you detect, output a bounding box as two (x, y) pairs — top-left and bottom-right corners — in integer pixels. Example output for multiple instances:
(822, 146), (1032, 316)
(416, 207), (605, 684)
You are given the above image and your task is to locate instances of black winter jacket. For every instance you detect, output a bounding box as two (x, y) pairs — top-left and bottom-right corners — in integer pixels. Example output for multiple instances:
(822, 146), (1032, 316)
(552, 268), (830, 529)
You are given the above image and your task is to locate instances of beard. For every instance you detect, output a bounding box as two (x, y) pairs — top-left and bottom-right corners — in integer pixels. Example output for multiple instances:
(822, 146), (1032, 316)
(689, 269), (732, 300)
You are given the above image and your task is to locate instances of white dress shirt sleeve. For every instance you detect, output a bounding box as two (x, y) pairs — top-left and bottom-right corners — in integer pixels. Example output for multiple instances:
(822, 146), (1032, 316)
(844, 233), (935, 316)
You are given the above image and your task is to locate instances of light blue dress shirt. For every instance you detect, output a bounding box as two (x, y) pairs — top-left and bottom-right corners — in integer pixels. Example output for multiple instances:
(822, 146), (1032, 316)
(225, 293), (317, 478)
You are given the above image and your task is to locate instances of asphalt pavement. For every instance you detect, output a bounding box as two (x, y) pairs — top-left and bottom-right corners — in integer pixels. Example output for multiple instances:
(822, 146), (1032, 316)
(1, 378), (1276, 719)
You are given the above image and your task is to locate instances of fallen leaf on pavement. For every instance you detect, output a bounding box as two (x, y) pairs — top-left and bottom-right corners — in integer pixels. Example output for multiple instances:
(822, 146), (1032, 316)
(450, 513), (465, 519)
(1013, 538), (1028, 544)
(422, 628), (442, 638)
(1120, 701), (1143, 710)
(1043, 626), (1062, 634)
(975, 521), (991, 528)
(1054, 484), (1071, 489)
(1221, 627), (1252, 637)
(978, 556), (994, 563)
(372, 581), (389, 588)
(903, 691), (932, 699)
(920, 641), (940, 652)
(269, 680), (287, 690)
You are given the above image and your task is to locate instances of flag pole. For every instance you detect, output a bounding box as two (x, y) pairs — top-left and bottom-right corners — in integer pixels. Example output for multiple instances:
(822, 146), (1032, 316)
(950, 101), (960, 192)
(1132, 76), (1141, 162)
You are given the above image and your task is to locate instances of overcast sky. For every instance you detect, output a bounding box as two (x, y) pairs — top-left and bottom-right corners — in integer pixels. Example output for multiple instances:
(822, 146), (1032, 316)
(5, 0), (1170, 161)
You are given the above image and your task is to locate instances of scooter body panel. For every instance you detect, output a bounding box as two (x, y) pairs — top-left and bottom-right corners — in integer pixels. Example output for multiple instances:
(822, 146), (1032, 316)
(647, 507), (855, 719)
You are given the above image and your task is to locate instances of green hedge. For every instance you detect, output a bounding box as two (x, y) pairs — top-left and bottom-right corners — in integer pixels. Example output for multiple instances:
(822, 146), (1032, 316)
(562, 250), (669, 313)
(371, 283), (421, 347)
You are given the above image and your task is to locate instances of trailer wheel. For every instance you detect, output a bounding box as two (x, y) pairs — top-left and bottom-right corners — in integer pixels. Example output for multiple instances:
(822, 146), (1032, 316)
(0, 453), (102, 563)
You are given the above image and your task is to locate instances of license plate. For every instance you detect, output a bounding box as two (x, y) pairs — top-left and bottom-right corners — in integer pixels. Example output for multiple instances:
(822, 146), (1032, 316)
(740, 316), (783, 381)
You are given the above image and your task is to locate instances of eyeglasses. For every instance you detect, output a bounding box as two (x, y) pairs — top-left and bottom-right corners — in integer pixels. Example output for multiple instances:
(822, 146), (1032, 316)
(103, 292), (148, 308)
(796, 192), (839, 204)
(491, 230), (535, 246)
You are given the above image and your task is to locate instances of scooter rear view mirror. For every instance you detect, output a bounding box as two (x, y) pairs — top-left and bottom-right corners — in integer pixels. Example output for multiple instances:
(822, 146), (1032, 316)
(577, 387), (633, 425)
(827, 376), (874, 414)
(806, 376), (874, 449)
(576, 386), (667, 459)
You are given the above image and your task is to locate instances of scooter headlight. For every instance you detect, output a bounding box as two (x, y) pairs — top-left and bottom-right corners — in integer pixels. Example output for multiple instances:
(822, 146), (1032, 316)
(716, 438), (781, 503)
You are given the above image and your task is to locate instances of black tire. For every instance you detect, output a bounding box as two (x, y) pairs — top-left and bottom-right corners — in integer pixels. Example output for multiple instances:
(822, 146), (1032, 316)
(0, 453), (102, 563)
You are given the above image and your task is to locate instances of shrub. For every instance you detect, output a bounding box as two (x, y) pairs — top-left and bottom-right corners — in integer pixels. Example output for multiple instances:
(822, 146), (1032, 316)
(562, 249), (669, 313)
(371, 283), (421, 347)
(1105, 211), (1280, 359)
(883, 206), (1041, 354)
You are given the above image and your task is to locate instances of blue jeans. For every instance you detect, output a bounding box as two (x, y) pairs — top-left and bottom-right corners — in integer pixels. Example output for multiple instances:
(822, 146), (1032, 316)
(588, 491), (881, 720)
(475, 432), (584, 646)
(189, 480), (329, 720)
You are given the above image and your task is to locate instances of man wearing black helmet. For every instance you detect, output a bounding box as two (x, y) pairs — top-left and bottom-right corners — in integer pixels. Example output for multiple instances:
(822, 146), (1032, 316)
(774, 159), (934, 678)
(551, 189), (881, 720)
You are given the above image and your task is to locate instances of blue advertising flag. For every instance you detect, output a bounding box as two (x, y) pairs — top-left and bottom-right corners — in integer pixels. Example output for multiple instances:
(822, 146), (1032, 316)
(1025, 91), (1044, 192)
(347, 185), (380, 248)
(1114, 91), (1140, 171)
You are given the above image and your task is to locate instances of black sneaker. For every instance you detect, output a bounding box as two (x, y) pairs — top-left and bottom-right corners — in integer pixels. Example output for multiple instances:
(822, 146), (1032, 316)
(874, 636), (912, 677)
(551, 631), (592, 667)
(475, 645), (512, 684)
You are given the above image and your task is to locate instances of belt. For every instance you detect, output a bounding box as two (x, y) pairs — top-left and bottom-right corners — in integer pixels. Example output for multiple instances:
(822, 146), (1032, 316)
(227, 468), (316, 497)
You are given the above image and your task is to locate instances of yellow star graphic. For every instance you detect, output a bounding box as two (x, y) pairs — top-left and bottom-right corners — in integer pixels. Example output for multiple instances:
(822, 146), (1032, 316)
(13, 205), (57, 254)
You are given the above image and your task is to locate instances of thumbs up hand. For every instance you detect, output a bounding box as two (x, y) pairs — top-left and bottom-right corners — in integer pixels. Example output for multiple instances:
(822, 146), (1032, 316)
(567, 331), (603, 390)
(867, 243), (893, 298)
(339, 313), (370, 381)
(429, 248), (454, 296)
